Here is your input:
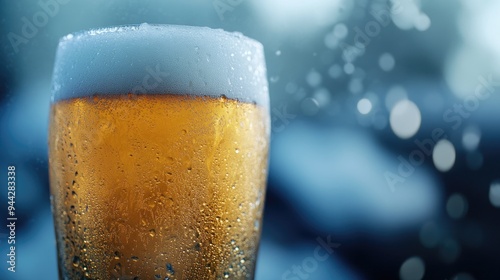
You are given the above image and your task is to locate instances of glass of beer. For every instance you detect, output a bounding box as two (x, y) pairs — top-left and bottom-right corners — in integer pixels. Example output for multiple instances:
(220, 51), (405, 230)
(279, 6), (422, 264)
(48, 24), (269, 279)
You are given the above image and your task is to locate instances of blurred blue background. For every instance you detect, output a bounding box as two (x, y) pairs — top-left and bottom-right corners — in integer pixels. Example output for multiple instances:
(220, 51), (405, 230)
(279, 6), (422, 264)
(1, 0), (500, 279)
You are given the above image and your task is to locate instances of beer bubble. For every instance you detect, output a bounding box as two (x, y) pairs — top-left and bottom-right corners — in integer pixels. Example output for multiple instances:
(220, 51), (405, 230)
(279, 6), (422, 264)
(131, 256), (139, 261)
(149, 229), (156, 237)
(254, 220), (260, 230)
(224, 272), (230, 278)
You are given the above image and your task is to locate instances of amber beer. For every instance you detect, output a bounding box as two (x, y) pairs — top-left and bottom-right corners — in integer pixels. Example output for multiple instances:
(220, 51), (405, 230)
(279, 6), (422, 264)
(49, 25), (270, 279)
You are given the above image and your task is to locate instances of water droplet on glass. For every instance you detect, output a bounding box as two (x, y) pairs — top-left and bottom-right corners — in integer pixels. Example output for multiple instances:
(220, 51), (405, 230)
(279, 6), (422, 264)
(166, 263), (175, 274)
(72, 256), (80, 267)
(114, 263), (121, 273)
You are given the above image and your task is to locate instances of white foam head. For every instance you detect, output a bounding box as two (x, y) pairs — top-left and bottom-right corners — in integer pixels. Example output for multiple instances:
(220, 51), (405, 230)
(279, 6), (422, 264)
(51, 24), (269, 107)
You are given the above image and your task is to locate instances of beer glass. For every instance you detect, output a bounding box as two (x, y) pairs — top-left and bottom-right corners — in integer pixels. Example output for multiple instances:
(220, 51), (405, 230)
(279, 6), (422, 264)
(49, 24), (270, 279)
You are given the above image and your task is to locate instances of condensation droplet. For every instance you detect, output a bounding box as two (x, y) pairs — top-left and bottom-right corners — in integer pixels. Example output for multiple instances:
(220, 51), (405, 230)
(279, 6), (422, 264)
(166, 263), (175, 274)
